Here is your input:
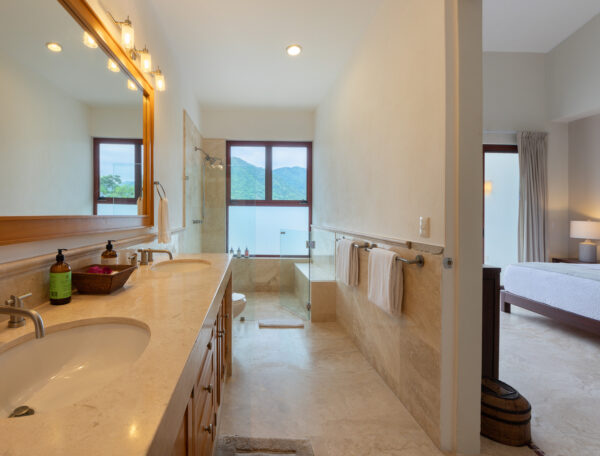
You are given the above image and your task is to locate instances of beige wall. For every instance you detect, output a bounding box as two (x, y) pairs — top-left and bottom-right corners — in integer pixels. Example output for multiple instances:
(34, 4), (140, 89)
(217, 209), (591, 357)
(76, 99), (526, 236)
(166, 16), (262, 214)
(313, 0), (446, 246)
(200, 138), (227, 253)
(547, 14), (600, 122)
(201, 107), (314, 141)
(182, 111), (203, 253)
(88, 106), (142, 138)
(0, 50), (92, 217)
(568, 113), (600, 257)
(313, 0), (483, 452)
(0, 0), (201, 264)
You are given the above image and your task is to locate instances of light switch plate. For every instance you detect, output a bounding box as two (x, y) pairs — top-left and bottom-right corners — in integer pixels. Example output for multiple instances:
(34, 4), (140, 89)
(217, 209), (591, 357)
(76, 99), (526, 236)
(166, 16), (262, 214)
(419, 216), (430, 238)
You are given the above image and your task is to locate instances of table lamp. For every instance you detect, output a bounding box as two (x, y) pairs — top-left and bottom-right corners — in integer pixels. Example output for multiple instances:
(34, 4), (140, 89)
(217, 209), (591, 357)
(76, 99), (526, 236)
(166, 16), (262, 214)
(570, 220), (600, 263)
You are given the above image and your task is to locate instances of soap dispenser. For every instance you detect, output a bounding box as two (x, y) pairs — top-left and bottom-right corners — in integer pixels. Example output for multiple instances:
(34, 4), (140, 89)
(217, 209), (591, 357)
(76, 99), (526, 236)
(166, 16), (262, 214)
(101, 240), (118, 265)
(50, 249), (71, 305)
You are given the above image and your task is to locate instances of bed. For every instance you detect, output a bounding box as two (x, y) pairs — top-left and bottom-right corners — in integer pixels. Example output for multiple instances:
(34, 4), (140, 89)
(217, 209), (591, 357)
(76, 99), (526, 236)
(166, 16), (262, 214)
(500, 262), (600, 335)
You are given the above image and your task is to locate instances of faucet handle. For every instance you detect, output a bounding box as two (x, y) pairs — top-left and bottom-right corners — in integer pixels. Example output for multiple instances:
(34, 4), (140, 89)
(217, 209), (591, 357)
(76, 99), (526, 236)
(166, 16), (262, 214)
(6, 293), (32, 308)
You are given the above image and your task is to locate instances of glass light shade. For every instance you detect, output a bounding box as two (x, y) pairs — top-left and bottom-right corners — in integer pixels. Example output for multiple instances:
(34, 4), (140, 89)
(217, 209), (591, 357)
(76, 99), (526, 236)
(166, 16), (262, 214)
(127, 79), (138, 91)
(121, 23), (134, 50)
(107, 58), (120, 72)
(570, 220), (600, 240)
(82, 31), (98, 48)
(140, 51), (152, 72)
(154, 72), (166, 91)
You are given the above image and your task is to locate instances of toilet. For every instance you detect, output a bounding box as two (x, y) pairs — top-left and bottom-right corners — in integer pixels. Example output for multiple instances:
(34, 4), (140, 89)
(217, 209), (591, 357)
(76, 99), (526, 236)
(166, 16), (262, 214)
(232, 293), (247, 318)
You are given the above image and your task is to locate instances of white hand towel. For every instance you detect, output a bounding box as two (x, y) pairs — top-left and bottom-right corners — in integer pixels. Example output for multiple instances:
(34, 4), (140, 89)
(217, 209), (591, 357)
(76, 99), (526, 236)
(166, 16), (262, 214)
(336, 239), (359, 286)
(158, 198), (171, 244)
(368, 248), (403, 315)
(136, 196), (143, 215)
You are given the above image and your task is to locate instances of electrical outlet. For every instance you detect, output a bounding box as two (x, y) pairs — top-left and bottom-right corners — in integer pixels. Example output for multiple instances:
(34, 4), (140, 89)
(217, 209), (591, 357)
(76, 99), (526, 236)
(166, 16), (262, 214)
(419, 216), (430, 238)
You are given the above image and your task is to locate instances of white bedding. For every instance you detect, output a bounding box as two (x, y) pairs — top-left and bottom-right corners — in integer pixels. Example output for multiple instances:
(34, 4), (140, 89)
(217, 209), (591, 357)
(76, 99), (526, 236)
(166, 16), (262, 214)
(503, 262), (600, 320)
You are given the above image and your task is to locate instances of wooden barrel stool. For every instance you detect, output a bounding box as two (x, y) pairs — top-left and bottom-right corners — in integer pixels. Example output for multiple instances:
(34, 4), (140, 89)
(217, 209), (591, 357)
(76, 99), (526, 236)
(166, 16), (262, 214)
(481, 377), (532, 446)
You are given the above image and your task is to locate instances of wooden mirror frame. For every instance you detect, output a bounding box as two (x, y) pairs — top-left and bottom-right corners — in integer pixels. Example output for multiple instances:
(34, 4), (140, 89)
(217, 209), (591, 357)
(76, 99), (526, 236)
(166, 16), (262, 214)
(0, 0), (154, 246)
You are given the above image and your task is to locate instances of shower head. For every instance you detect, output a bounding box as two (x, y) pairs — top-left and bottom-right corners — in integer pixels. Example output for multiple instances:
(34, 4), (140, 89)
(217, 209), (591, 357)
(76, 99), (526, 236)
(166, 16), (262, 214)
(194, 146), (224, 170)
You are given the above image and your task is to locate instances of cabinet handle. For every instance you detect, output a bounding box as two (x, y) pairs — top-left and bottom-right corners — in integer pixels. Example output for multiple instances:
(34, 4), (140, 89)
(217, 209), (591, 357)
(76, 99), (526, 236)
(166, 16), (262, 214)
(203, 384), (213, 394)
(218, 330), (225, 337)
(203, 424), (213, 434)
(207, 341), (212, 350)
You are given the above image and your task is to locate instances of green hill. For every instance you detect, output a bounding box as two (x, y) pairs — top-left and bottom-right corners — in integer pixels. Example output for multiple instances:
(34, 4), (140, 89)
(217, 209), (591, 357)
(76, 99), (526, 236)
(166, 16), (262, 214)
(230, 156), (306, 200)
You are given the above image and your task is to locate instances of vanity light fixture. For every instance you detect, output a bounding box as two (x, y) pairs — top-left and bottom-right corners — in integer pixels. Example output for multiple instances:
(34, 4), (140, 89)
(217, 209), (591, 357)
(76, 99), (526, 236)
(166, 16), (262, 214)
(108, 12), (135, 51)
(46, 42), (62, 53)
(138, 47), (152, 72)
(107, 58), (120, 73)
(127, 79), (138, 91)
(151, 68), (166, 91)
(286, 44), (302, 56)
(82, 31), (98, 49)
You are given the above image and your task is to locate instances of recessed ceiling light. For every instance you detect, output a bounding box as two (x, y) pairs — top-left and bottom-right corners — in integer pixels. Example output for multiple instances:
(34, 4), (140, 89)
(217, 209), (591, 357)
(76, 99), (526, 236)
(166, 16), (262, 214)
(82, 31), (98, 49)
(107, 58), (120, 73)
(127, 79), (138, 91)
(46, 42), (62, 53)
(286, 44), (302, 57)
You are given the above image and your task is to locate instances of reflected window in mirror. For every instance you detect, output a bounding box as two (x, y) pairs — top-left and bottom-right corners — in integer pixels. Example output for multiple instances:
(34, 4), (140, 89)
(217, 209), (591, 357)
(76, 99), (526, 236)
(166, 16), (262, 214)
(93, 138), (143, 215)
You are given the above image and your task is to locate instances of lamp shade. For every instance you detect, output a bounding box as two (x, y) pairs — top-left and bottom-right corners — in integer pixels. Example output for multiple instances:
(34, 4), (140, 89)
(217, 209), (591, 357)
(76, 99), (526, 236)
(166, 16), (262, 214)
(570, 221), (600, 240)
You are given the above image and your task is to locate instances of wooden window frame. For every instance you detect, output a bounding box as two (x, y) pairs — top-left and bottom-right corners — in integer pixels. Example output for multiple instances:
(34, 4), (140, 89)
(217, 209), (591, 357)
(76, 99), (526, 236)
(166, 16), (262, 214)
(93, 138), (143, 215)
(226, 140), (312, 257)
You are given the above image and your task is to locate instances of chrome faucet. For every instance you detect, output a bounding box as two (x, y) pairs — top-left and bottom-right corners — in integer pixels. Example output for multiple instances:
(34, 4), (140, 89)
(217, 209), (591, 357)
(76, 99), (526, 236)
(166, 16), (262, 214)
(137, 248), (173, 265)
(1, 293), (45, 338)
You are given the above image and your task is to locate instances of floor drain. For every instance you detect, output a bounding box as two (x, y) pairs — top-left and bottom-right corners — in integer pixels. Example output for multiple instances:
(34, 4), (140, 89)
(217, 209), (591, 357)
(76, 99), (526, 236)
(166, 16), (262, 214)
(8, 405), (34, 418)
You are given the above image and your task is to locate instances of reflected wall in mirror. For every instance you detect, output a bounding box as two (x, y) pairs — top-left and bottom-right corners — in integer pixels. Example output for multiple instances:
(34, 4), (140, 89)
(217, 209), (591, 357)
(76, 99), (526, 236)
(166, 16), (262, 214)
(0, 0), (144, 217)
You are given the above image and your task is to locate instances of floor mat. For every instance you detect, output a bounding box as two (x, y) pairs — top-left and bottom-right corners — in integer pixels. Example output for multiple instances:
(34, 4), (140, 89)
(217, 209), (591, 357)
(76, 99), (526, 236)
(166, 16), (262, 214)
(258, 319), (305, 328)
(215, 436), (314, 456)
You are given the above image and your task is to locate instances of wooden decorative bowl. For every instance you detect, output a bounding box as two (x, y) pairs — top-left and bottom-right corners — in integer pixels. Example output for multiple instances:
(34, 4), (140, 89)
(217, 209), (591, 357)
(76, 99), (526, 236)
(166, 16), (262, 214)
(72, 264), (137, 294)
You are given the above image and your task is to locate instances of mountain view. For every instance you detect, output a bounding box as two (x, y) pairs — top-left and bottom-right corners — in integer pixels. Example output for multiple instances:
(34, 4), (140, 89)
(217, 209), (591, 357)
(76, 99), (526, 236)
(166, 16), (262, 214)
(231, 156), (306, 200)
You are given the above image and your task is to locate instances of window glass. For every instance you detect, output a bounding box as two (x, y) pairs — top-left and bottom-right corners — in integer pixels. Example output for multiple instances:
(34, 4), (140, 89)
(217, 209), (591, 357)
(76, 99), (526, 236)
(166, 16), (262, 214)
(230, 146), (265, 200)
(228, 206), (309, 256)
(272, 146), (307, 200)
(484, 153), (519, 270)
(99, 143), (137, 198)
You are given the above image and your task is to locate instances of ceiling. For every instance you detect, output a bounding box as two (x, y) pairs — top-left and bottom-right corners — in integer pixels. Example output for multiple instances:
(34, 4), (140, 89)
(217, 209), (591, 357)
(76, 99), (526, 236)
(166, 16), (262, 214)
(484, 0), (600, 53)
(147, 0), (383, 108)
(1, 0), (141, 108)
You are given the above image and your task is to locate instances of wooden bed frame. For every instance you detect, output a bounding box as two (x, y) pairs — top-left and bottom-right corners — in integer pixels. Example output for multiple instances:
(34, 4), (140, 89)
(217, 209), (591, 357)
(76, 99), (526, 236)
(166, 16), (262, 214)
(500, 290), (600, 336)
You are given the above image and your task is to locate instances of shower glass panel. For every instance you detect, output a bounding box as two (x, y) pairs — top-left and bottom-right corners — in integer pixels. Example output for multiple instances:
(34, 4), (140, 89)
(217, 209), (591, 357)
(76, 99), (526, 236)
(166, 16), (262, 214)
(279, 228), (310, 320)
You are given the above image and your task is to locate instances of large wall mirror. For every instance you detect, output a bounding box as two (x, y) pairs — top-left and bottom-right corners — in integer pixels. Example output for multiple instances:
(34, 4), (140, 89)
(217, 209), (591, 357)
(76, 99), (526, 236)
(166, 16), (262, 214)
(0, 0), (154, 245)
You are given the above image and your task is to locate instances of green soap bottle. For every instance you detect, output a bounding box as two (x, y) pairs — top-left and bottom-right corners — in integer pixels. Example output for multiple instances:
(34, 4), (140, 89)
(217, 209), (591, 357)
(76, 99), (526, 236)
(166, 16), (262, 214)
(50, 249), (72, 305)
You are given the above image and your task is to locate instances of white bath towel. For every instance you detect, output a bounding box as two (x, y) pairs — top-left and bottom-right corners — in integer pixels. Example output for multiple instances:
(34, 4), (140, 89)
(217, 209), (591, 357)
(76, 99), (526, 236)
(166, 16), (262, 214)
(336, 239), (359, 286)
(367, 248), (403, 315)
(158, 198), (171, 244)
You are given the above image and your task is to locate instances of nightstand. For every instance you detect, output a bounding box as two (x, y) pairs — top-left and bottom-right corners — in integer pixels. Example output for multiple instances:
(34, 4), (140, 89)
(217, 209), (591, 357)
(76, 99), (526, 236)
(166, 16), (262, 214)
(552, 257), (596, 264)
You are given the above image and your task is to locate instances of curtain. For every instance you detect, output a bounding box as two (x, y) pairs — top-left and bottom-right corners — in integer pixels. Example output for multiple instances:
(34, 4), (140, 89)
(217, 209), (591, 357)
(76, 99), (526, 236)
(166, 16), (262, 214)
(517, 131), (548, 262)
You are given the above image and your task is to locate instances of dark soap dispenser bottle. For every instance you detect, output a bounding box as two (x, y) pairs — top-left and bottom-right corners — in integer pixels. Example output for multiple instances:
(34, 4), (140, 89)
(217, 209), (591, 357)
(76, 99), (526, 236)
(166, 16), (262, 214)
(50, 249), (72, 305)
(101, 240), (118, 265)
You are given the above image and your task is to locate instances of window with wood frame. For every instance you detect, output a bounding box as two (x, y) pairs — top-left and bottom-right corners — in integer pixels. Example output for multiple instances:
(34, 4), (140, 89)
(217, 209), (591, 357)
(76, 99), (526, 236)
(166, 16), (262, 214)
(226, 141), (312, 257)
(93, 138), (143, 215)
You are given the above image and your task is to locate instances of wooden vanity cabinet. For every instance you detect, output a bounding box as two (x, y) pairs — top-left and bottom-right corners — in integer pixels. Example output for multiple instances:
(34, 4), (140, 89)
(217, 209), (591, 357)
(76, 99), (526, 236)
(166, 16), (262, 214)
(170, 277), (232, 456)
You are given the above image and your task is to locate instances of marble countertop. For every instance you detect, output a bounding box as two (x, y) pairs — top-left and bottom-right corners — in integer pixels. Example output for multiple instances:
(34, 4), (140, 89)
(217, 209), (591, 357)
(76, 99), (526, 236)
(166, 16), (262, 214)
(0, 253), (232, 456)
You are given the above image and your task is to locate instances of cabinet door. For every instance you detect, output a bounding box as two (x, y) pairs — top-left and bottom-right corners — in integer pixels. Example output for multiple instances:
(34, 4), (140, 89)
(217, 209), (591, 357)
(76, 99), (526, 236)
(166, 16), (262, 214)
(171, 397), (193, 456)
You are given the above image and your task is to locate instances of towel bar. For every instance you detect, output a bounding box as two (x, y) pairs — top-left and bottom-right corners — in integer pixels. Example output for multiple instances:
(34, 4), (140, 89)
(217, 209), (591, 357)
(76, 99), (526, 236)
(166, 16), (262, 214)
(336, 238), (425, 267)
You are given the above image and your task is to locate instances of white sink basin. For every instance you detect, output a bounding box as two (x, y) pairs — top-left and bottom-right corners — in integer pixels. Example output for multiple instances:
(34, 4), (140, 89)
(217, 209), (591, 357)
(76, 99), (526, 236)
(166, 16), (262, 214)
(0, 319), (150, 418)
(151, 259), (211, 273)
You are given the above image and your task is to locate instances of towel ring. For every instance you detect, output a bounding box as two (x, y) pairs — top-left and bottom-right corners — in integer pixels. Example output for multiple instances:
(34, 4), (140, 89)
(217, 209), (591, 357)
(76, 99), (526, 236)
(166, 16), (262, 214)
(154, 181), (166, 200)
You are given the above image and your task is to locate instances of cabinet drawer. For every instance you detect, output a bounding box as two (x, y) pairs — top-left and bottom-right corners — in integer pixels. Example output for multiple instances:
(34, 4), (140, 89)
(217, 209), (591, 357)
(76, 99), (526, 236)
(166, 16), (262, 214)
(194, 349), (213, 425)
(195, 387), (215, 456)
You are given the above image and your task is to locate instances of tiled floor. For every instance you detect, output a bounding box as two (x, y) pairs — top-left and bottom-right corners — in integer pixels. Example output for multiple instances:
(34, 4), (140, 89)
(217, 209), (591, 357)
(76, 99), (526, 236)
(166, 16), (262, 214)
(222, 293), (533, 456)
(499, 306), (600, 456)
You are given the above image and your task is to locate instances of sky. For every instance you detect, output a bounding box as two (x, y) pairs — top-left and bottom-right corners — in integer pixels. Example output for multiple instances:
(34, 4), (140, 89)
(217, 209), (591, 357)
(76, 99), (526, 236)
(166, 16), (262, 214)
(99, 143), (138, 182)
(231, 146), (307, 169)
